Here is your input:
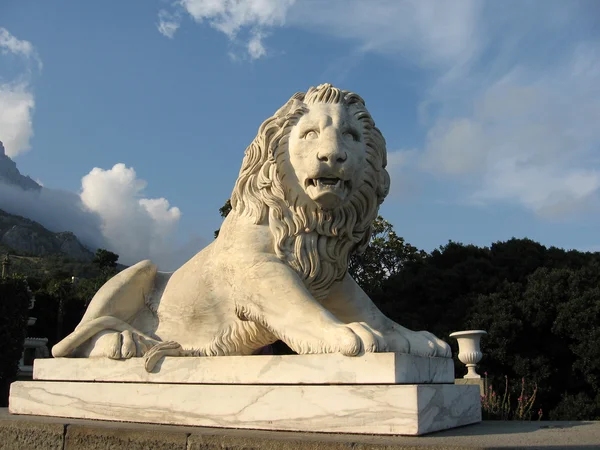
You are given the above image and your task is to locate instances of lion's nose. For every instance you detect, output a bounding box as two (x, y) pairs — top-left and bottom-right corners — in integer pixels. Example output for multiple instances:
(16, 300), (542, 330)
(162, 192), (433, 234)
(317, 147), (347, 164)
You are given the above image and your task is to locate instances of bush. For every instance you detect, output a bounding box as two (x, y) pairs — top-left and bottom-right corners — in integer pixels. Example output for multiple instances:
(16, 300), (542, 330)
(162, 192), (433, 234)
(374, 239), (600, 419)
(0, 276), (31, 406)
(482, 374), (542, 420)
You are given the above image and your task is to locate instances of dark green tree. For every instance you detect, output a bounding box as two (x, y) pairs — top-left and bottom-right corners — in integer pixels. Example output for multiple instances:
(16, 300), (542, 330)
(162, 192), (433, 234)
(92, 249), (119, 279)
(374, 237), (600, 420)
(0, 275), (31, 406)
(214, 199), (232, 238)
(349, 216), (425, 295)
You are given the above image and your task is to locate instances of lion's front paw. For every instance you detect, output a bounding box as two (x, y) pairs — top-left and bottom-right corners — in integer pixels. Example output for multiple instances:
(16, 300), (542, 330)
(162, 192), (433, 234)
(399, 329), (451, 358)
(346, 322), (386, 353)
(325, 325), (362, 356)
(323, 322), (387, 356)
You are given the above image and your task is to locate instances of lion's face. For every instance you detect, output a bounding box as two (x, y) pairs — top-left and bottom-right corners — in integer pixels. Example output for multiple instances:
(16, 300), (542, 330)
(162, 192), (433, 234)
(231, 83), (389, 298)
(283, 103), (367, 210)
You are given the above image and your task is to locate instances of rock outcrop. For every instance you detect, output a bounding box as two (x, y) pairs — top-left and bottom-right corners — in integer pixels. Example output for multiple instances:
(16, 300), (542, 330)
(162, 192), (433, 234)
(0, 141), (41, 191)
(0, 209), (94, 261)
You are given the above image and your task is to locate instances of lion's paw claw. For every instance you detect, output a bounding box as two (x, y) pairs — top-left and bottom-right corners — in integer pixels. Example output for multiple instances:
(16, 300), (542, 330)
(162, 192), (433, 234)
(144, 341), (182, 372)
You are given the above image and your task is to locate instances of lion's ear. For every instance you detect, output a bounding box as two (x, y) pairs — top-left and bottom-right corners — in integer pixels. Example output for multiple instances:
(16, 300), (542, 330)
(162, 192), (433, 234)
(273, 94), (305, 120)
(292, 92), (305, 101)
(378, 168), (391, 204)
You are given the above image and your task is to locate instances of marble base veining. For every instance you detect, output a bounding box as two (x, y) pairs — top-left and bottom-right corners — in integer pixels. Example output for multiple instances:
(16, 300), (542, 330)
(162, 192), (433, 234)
(33, 353), (454, 385)
(9, 381), (481, 436)
(10, 354), (479, 435)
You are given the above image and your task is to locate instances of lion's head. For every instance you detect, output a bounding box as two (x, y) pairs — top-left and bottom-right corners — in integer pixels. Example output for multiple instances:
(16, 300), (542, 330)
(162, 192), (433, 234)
(231, 84), (390, 299)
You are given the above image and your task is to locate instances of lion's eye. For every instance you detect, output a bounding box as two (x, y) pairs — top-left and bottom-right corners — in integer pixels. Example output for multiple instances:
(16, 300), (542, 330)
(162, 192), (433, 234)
(303, 130), (319, 140)
(343, 130), (360, 142)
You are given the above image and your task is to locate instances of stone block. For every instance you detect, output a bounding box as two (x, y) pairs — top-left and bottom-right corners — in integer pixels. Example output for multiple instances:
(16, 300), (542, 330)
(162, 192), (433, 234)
(34, 353), (454, 385)
(455, 378), (485, 395)
(9, 381), (480, 436)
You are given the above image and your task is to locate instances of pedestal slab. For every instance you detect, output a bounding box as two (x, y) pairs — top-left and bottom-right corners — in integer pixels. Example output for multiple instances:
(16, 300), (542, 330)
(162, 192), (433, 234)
(9, 353), (481, 436)
(9, 381), (481, 436)
(33, 352), (454, 385)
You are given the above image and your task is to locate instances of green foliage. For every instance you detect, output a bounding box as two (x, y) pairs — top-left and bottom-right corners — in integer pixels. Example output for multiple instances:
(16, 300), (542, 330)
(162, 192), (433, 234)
(27, 261), (117, 348)
(214, 199), (232, 238)
(375, 238), (600, 420)
(349, 216), (425, 294)
(0, 275), (31, 406)
(482, 375), (541, 421)
(12, 249), (123, 352)
(550, 392), (600, 421)
(219, 199), (232, 218)
(1, 253), (105, 280)
(92, 249), (119, 279)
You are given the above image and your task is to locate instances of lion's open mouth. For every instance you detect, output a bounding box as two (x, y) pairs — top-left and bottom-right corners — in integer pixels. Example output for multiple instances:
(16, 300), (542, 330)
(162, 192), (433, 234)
(306, 177), (350, 190)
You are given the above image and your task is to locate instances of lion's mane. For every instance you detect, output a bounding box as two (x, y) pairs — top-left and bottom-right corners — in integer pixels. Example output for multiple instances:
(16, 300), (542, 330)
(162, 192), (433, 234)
(231, 84), (390, 300)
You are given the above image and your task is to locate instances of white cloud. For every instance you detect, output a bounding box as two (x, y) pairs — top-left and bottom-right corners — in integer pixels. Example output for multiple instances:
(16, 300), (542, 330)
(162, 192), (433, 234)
(421, 118), (487, 176)
(0, 161), (196, 270)
(151, 1), (599, 219)
(157, 9), (181, 39)
(157, 0), (295, 60)
(158, 0), (481, 64)
(0, 82), (35, 157)
(247, 31), (266, 60)
(0, 27), (42, 69)
(0, 181), (107, 252)
(290, 0), (481, 73)
(0, 28), (192, 268)
(387, 149), (416, 172)
(384, 149), (422, 201)
(0, 27), (34, 59)
(420, 44), (600, 217)
(295, 2), (599, 219)
(280, 1), (599, 219)
(0, 28), (40, 157)
(80, 163), (182, 267)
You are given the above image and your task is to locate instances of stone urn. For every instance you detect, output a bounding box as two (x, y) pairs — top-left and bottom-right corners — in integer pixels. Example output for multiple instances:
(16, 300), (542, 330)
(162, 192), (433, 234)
(449, 330), (487, 379)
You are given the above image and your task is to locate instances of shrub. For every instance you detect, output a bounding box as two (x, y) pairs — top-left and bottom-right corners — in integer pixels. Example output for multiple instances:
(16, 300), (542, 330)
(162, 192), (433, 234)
(0, 276), (31, 406)
(482, 374), (542, 421)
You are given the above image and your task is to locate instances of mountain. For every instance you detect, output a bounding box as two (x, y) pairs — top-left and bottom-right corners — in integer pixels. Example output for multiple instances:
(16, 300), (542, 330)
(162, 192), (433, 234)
(0, 141), (41, 191)
(0, 140), (92, 261)
(0, 142), (125, 279)
(0, 209), (93, 261)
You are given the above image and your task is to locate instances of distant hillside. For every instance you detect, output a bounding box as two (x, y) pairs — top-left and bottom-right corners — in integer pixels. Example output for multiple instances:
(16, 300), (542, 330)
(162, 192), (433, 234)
(0, 209), (94, 261)
(0, 141), (41, 191)
(0, 208), (105, 279)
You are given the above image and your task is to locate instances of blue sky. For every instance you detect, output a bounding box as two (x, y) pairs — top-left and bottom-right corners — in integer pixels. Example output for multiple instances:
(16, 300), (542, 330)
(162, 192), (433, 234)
(1, 0), (599, 269)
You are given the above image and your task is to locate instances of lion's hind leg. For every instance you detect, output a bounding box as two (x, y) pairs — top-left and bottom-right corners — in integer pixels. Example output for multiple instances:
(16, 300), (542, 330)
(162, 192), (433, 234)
(52, 315), (159, 358)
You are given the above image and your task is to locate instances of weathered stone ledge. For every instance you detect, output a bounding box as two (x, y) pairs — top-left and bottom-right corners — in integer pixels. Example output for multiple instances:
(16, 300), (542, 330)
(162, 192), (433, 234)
(1, 409), (599, 449)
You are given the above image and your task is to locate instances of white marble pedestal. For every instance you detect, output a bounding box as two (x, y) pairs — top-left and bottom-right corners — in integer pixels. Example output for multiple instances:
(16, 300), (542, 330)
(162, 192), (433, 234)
(8, 353), (481, 436)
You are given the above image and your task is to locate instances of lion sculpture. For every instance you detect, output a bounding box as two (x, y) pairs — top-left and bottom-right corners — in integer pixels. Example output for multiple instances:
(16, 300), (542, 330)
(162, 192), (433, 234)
(53, 84), (451, 371)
